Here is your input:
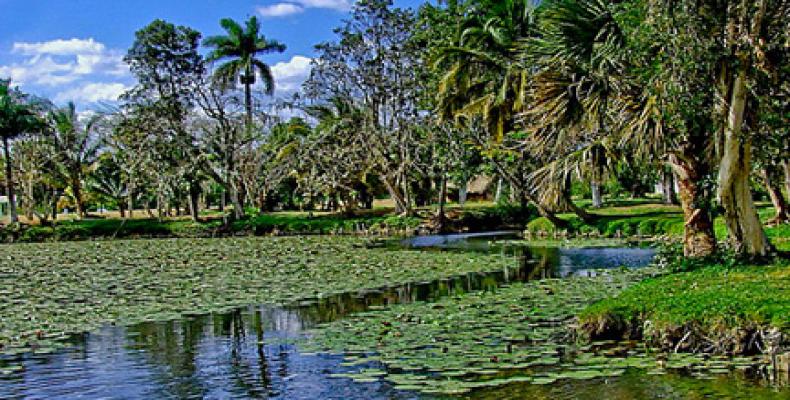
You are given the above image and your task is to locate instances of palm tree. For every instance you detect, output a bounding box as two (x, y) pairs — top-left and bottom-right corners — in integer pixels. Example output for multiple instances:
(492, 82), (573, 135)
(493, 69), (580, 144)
(0, 81), (43, 223)
(48, 103), (101, 219)
(522, 0), (625, 208)
(436, 0), (537, 141)
(203, 16), (286, 128)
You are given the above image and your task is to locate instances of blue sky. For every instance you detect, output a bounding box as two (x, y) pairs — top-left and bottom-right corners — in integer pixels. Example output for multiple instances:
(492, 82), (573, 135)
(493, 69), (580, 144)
(0, 0), (425, 108)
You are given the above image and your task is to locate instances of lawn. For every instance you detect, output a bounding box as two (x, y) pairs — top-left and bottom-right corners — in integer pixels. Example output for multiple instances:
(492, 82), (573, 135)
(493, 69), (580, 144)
(579, 259), (790, 352)
(526, 201), (789, 251)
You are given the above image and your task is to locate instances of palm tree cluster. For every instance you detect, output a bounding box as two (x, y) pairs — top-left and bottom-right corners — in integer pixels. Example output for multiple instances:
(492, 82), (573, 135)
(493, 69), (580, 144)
(430, 0), (789, 257)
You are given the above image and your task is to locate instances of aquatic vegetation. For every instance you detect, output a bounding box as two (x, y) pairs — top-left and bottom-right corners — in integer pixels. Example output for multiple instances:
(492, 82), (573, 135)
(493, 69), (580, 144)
(0, 236), (516, 352)
(303, 266), (760, 395)
(301, 263), (780, 396)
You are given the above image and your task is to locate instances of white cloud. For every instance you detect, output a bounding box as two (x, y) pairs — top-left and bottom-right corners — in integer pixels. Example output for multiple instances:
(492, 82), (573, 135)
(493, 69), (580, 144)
(296, 0), (353, 11)
(1, 38), (127, 87)
(270, 55), (312, 95)
(257, 3), (304, 17)
(13, 38), (105, 56)
(54, 82), (129, 104)
(256, 0), (353, 17)
(0, 38), (131, 108)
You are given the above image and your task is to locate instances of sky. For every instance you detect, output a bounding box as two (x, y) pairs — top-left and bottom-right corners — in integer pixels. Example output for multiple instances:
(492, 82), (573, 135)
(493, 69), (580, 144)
(0, 0), (425, 109)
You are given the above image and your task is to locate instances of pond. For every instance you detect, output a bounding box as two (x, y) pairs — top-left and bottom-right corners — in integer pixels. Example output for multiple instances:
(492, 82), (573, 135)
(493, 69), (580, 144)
(0, 234), (786, 399)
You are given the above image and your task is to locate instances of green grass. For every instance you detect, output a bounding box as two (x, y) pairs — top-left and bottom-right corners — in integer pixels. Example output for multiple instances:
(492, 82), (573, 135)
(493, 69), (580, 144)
(579, 259), (790, 350)
(0, 203), (535, 243)
(0, 211), (423, 242)
(526, 201), (789, 251)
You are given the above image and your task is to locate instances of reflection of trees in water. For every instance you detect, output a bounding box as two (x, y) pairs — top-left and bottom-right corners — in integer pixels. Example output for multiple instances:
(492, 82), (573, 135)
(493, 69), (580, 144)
(127, 318), (208, 398)
(126, 310), (274, 399)
(227, 309), (272, 398)
(517, 247), (561, 280)
(115, 247), (569, 399)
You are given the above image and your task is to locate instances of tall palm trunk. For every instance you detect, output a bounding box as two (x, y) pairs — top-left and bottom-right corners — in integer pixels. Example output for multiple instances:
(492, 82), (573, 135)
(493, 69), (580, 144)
(2, 136), (18, 223)
(436, 172), (448, 232)
(717, 67), (770, 256)
(244, 66), (254, 129)
(670, 153), (716, 258)
(71, 176), (86, 219)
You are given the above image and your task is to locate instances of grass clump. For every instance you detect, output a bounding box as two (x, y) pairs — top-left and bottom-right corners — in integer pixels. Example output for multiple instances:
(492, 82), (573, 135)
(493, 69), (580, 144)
(579, 254), (790, 353)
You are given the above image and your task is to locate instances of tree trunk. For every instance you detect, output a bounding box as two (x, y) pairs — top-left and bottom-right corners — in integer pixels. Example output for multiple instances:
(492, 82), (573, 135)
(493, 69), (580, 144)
(494, 178), (503, 204)
(670, 155), (717, 258)
(220, 190), (228, 225)
(72, 177), (85, 219)
(383, 177), (409, 215)
(51, 189), (58, 222)
(459, 185), (468, 206)
(662, 168), (679, 205)
(535, 201), (568, 229)
(3, 136), (18, 223)
(717, 67), (770, 256)
(244, 77), (253, 130)
(230, 182), (244, 220)
(188, 181), (200, 222)
(763, 168), (789, 225)
(564, 190), (597, 224)
(156, 195), (163, 222)
(145, 199), (155, 219)
(127, 184), (135, 219)
(590, 181), (603, 208)
(119, 201), (126, 219)
(783, 160), (790, 199)
(436, 173), (448, 233)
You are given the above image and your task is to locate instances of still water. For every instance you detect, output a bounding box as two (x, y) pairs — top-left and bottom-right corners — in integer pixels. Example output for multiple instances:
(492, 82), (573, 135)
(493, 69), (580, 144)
(0, 234), (787, 399)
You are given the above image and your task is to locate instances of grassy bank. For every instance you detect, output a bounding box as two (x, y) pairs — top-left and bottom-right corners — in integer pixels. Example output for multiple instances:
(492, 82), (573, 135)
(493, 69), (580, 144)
(0, 236), (516, 354)
(526, 201), (789, 251)
(0, 202), (533, 243)
(579, 258), (790, 354)
(0, 211), (422, 243)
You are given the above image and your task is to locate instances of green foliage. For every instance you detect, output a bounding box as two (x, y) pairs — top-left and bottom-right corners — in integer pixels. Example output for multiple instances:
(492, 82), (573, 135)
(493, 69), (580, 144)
(233, 213), (421, 235)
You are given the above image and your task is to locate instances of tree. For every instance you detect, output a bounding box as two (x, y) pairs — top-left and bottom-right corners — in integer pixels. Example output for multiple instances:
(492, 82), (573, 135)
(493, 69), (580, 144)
(302, 97), (377, 214)
(88, 153), (129, 218)
(13, 137), (60, 224)
(305, 0), (424, 215)
(0, 81), (43, 224)
(192, 78), (253, 220)
(203, 16), (286, 128)
(123, 19), (205, 221)
(712, 0), (786, 256)
(525, 0), (626, 209)
(430, 0), (568, 225)
(609, 1), (721, 257)
(48, 103), (101, 219)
